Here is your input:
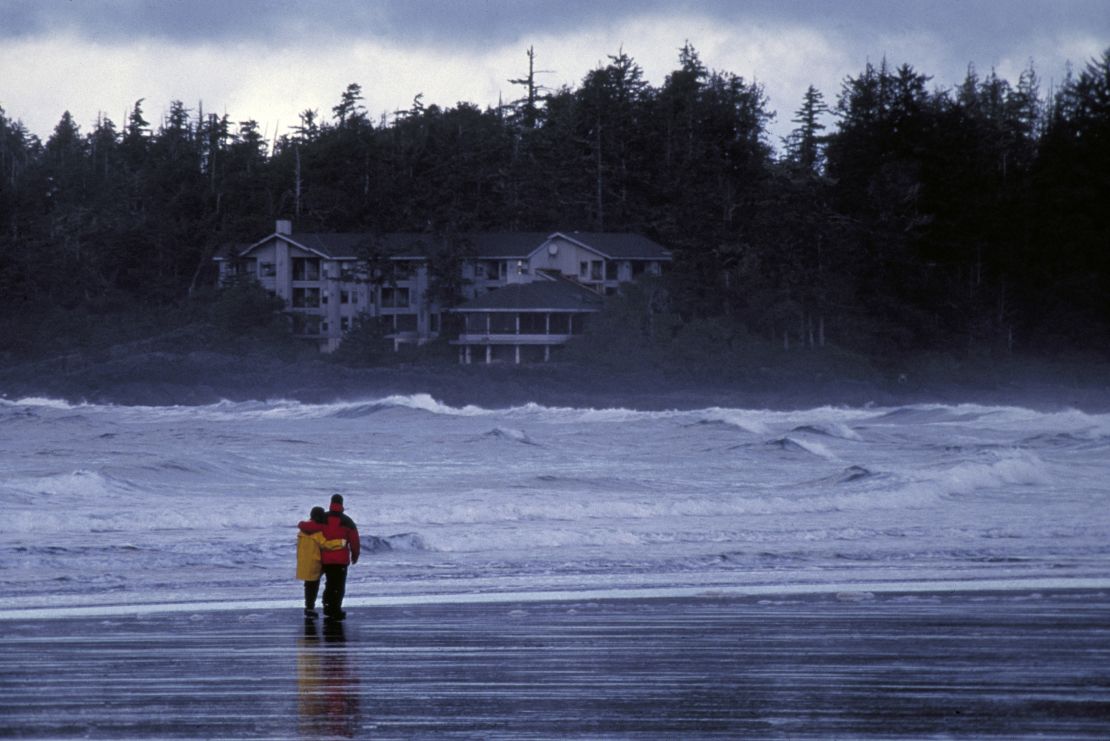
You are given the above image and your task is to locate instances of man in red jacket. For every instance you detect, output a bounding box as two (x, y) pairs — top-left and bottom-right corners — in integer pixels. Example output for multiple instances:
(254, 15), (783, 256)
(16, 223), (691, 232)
(299, 493), (360, 620)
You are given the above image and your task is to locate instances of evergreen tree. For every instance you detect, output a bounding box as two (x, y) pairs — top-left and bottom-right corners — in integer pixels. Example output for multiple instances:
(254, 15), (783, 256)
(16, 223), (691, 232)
(332, 83), (368, 129)
(1030, 48), (1110, 348)
(783, 85), (829, 174)
(507, 46), (550, 130)
(578, 49), (651, 229)
(1, 44), (1107, 364)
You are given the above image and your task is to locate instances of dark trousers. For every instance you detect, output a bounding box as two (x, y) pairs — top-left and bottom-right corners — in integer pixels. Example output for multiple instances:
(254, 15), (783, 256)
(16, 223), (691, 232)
(321, 564), (348, 614)
(304, 579), (320, 610)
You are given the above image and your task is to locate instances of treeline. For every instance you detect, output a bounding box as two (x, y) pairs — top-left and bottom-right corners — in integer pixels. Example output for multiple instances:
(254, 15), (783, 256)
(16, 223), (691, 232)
(0, 44), (1107, 363)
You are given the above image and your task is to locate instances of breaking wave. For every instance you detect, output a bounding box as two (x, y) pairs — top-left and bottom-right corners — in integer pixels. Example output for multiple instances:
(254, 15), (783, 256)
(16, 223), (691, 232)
(791, 423), (863, 441)
(6, 469), (140, 499)
(479, 427), (539, 445)
(760, 436), (839, 459)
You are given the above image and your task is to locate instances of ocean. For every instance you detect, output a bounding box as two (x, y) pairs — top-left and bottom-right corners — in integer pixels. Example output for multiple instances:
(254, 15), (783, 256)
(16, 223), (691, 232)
(3, 394), (1109, 613)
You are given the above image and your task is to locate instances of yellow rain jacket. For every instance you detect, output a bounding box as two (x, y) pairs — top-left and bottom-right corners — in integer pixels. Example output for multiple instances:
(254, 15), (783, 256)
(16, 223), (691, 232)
(296, 531), (347, 581)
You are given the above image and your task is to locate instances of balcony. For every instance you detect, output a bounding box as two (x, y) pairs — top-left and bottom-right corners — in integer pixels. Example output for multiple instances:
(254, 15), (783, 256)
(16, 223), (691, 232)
(453, 332), (575, 345)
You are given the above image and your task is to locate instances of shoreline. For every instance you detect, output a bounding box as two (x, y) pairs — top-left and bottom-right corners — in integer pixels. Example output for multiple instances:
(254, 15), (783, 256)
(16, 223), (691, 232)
(5, 576), (1109, 622)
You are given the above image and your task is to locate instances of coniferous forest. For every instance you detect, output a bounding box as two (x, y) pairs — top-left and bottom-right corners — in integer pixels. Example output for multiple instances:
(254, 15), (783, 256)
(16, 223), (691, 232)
(1, 45), (1108, 383)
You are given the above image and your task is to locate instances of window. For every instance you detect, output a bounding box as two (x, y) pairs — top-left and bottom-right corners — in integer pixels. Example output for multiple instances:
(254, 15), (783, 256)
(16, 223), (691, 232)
(381, 287), (410, 308)
(292, 287), (320, 308)
(485, 261), (502, 280)
(260, 262), (276, 277)
(340, 290), (350, 304)
(292, 257), (320, 281)
(340, 317), (350, 332)
(517, 260), (529, 275)
(590, 261), (603, 281)
(606, 261), (619, 281)
(580, 261), (589, 278)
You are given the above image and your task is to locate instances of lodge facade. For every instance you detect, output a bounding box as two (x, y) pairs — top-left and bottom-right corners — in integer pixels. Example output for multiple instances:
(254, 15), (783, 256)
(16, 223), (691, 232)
(214, 221), (671, 363)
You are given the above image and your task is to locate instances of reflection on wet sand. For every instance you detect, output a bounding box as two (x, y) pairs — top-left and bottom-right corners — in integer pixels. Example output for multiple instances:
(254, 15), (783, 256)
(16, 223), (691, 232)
(2, 595), (1107, 737)
(297, 619), (360, 738)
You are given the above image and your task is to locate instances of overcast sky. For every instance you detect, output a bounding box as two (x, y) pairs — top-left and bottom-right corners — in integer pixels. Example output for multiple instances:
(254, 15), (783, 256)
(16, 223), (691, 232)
(1, 0), (1106, 149)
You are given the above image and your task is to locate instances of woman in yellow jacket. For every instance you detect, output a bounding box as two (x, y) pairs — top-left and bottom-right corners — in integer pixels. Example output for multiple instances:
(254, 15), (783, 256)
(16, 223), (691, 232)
(297, 507), (346, 617)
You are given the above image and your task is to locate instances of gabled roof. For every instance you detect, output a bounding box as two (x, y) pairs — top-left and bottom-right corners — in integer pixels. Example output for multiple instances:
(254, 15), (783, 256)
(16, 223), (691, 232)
(281, 233), (377, 259)
(280, 232), (566, 260)
(391, 232), (553, 260)
(547, 232), (672, 260)
(451, 278), (603, 313)
(220, 229), (671, 262)
(215, 234), (326, 260)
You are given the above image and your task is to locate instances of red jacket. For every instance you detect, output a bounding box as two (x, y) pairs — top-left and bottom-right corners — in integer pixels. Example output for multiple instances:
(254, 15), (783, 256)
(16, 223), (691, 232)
(299, 503), (360, 565)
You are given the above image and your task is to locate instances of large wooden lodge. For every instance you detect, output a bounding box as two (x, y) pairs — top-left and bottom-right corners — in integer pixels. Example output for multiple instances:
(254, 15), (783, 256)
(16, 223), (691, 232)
(215, 221), (671, 363)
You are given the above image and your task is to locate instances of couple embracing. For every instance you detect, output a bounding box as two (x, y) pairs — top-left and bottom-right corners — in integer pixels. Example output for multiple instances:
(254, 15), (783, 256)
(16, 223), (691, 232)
(296, 494), (360, 620)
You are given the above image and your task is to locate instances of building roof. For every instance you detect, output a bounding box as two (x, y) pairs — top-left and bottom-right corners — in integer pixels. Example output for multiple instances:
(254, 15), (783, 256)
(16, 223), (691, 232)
(218, 232), (429, 261)
(221, 229), (671, 262)
(389, 233), (553, 259)
(547, 232), (672, 260)
(451, 278), (604, 313)
(283, 232), (379, 259)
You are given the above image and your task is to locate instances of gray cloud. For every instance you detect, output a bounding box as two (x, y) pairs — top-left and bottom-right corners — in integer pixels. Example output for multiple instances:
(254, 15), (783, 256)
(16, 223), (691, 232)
(0, 0), (606, 44)
(3, 0), (1106, 55)
(2, 0), (1105, 144)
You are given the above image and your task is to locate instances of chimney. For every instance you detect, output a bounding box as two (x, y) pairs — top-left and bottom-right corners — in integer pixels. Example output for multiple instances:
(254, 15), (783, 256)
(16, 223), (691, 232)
(275, 219), (292, 235)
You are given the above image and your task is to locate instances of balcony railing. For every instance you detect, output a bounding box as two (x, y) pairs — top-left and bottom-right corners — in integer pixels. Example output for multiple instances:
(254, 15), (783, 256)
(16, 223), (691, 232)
(453, 333), (575, 345)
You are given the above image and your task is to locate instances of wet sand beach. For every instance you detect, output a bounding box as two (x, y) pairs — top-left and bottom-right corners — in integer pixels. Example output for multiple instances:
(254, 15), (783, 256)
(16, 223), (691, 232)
(2, 589), (1108, 739)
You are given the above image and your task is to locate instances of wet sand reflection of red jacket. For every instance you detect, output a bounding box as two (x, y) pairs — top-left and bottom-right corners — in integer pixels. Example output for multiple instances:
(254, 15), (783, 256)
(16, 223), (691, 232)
(299, 502), (360, 565)
(298, 621), (359, 737)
